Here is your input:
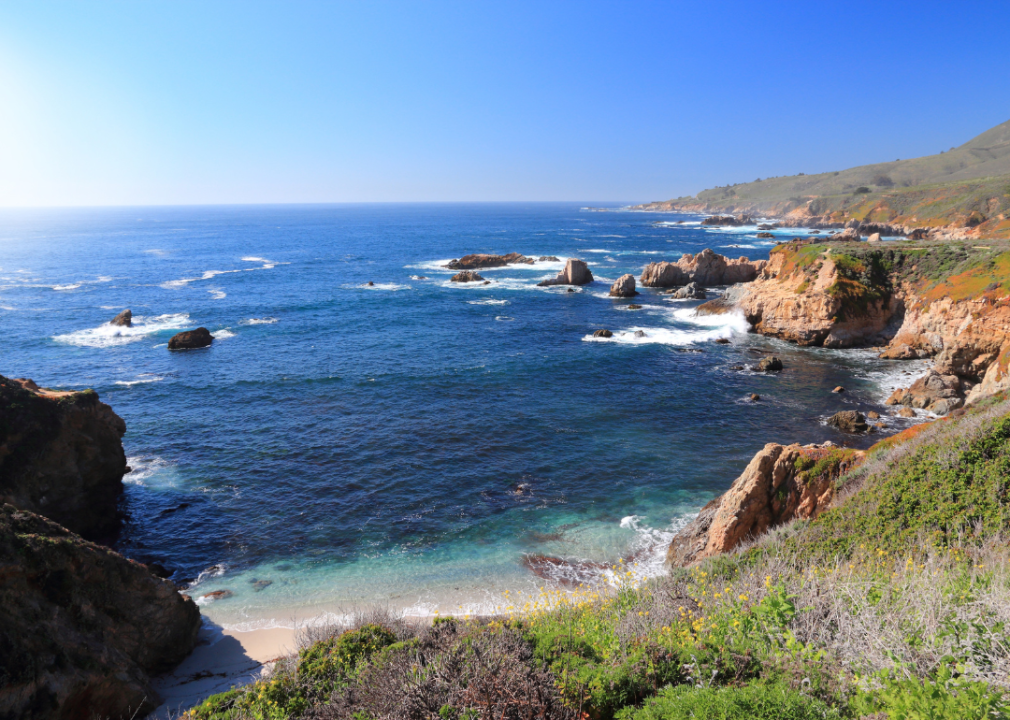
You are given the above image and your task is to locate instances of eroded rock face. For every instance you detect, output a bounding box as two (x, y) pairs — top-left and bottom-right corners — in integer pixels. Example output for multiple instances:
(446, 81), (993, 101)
(0, 504), (201, 720)
(538, 259), (594, 286)
(667, 443), (862, 566)
(0, 376), (127, 539)
(110, 309), (132, 327)
(168, 327), (213, 350)
(640, 249), (766, 288)
(450, 270), (485, 283)
(609, 274), (637, 297)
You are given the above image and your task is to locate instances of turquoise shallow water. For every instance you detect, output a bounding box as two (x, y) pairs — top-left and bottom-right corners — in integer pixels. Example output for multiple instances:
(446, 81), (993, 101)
(0, 203), (926, 629)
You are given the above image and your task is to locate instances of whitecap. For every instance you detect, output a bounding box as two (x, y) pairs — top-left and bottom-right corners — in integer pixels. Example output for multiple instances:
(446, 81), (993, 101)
(53, 313), (192, 348)
(583, 249), (610, 253)
(356, 282), (411, 291)
(115, 376), (164, 387)
(721, 244), (757, 249)
(144, 249), (168, 256)
(671, 307), (751, 334)
(467, 298), (510, 305)
(241, 256), (271, 263)
(208, 289), (226, 299)
(202, 269), (243, 280)
(124, 454), (174, 486)
(495, 316), (514, 321)
(583, 326), (733, 346)
(214, 328), (236, 339)
(240, 317), (279, 325)
(52, 284), (81, 291)
(160, 278), (196, 289)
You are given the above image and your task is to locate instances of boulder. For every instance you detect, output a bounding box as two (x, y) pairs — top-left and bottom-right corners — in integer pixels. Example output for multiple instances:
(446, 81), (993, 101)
(633, 330), (647, 338)
(501, 252), (535, 265)
(749, 393), (760, 402)
(640, 249), (766, 288)
(0, 375), (127, 539)
(898, 407), (916, 418)
(867, 411), (880, 419)
(592, 329), (613, 338)
(537, 259), (594, 286)
(450, 270), (485, 283)
(756, 232), (775, 239)
(110, 309), (132, 327)
(168, 327), (214, 350)
(715, 338), (730, 344)
(0, 504), (201, 719)
(609, 274), (637, 297)
(885, 371), (963, 415)
(827, 410), (869, 433)
(538, 256), (560, 262)
(628, 304), (642, 310)
(832, 386), (845, 393)
(756, 356), (783, 372)
(867, 233), (882, 243)
(670, 282), (706, 299)
(757, 224), (777, 231)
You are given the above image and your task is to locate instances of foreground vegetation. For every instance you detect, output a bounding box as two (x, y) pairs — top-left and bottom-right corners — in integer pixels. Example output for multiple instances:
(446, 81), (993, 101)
(189, 395), (1010, 719)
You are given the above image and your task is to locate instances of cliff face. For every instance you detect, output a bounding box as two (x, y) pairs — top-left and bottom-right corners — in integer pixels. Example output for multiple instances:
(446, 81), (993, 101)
(667, 444), (861, 567)
(0, 504), (201, 720)
(0, 376), (127, 539)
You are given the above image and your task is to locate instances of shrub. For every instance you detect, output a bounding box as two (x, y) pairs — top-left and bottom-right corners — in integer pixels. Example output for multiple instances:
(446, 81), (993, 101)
(615, 681), (843, 720)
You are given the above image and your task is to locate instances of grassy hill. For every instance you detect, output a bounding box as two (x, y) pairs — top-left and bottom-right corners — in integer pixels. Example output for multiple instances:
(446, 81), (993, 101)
(187, 395), (1010, 720)
(638, 119), (1010, 238)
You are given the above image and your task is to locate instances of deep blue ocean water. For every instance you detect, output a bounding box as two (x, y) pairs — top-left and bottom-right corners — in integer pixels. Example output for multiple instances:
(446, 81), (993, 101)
(0, 203), (926, 628)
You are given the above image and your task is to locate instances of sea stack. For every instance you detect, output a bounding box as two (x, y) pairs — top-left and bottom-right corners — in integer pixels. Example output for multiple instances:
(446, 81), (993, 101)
(538, 259), (594, 286)
(168, 327), (214, 350)
(110, 309), (132, 327)
(609, 274), (637, 297)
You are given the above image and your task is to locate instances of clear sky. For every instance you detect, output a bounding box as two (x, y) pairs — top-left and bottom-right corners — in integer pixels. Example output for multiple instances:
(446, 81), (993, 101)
(1, 0), (1008, 206)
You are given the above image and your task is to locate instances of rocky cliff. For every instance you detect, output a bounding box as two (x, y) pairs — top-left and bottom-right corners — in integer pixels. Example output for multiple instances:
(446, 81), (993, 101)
(640, 248), (765, 288)
(667, 443), (862, 566)
(0, 376), (127, 540)
(707, 241), (1010, 413)
(0, 504), (201, 720)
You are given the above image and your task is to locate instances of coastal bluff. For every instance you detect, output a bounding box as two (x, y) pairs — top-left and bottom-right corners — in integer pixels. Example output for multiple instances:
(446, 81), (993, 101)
(0, 375), (128, 539)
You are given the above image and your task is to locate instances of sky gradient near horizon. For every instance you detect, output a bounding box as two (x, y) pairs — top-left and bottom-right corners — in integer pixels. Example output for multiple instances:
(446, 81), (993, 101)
(1, 0), (1009, 207)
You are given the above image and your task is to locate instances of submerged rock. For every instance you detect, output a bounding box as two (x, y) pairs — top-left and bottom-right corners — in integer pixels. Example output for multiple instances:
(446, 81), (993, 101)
(110, 309), (132, 327)
(538, 259), (594, 286)
(168, 327), (214, 350)
(828, 410), (869, 433)
(0, 504), (201, 719)
(450, 270), (485, 283)
(627, 304), (642, 310)
(609, 274), (637, 297)
(0, 375), (127, 539)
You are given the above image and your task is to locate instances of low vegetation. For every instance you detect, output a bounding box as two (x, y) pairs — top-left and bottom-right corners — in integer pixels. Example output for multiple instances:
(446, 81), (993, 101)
(189, 395), (1010, 720)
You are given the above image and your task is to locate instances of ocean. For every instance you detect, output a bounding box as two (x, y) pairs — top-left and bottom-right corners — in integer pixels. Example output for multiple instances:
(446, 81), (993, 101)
(0, 203), (926, 631)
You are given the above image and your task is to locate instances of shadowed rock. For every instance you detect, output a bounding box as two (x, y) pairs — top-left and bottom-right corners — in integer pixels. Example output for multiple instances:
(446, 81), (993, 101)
(110, 309), (132, 327)
(538, 259), (594, 287)
(609, 274), (637, 297)
(168, 327), (214, 350)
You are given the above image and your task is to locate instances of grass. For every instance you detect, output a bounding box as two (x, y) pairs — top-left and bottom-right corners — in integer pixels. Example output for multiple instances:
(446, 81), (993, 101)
(186, 397), (1010, 720)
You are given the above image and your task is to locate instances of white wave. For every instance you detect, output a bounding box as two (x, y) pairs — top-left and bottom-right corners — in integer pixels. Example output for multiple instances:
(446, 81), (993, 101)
(495, 316), (514, 321)
(467, 298), (510, 305)
(144, 249), (168, 256)
(215, 328), (236, 339)
(124, 454), (173, 486)
(202, 269), (243, 280)
(115, 376), (164, 387)
(52, 284), (81, 291)
(187, 563), (228, 590)
(241, 317), (278, 325)
(241, 256), (271, 263)
(606, 514), (692, 585)
(96, 276), (112, 283)
(160, 277), (196, 289)
(671, 307), (751, 334)
(583, 249), (610, 253)
(209, 289), (227, 299)
(53, 312), (192, 348)
(0, 304), (15, 311)
(721, 244), (757, 249)
(357, 282), (411, 291)
(583, 326), (733, 346)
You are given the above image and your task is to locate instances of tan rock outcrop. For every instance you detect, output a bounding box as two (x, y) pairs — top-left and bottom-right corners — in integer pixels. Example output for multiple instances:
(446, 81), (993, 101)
(538, 259), (594, 286)
(0, 376), (127, 539)
(667, 443), (862, 566)
(640, 249), (766, 288)
(0, 504), (201, 719)
(609, 274), (637, 297)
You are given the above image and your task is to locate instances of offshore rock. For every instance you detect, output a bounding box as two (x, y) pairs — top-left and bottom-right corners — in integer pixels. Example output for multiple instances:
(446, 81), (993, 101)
(538, 259), (594, 286)
(592, 329), (613, 338)
(640, 249), (766, 288)
(110, 309), (132, 327)
(670, 282), (706, 299)
(0, 504), (200, 720)
(667, 443), (862, 566)
(450, 270), (485, 283)
(445, 253), (532, 270)
(0, 375), (127, 539)
(756, 356), (783, 372)
(168, 327), (213, 350)
(538, 256), (560, 262)
(609, 274), (637, 297)
(701, 214), (752, 227)
(885, 370), (964, 415)
(828, 410), (869, 433)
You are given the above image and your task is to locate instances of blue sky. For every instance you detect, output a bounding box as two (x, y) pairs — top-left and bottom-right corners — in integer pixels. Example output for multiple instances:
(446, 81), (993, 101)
(1, 0), (1008, 206)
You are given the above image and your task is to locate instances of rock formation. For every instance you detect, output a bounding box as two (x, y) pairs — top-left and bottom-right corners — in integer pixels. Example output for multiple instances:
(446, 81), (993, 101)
(701, 215), (752, 227)
(538, 259), (594, 286)
(667, 443), (862, 566)
(538, 256), (560, 262)
(886, 370), (964, 415)
(445, 253), (534, 270)
(609, 274), (637, 297)
(0, 504), (201, 719)
(110, 309), (132, 327)
(756, 356), (783, 372)
(592, 329), (613, 338)
(669, 282), (706, 299)
(168, 327), (214, 350)
(450, 270), (485, 283)
(640, 249), (766, 288)
(827, 410), (869, 433)
(0, 376), (127, 539)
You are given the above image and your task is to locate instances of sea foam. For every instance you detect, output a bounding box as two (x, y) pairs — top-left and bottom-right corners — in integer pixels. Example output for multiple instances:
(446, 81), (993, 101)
(53, 313), (192, 348)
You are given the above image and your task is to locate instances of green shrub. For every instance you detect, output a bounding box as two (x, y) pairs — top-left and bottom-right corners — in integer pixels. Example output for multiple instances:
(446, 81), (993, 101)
(615, 681), (843, 720)
(851, 668), (1008, 720)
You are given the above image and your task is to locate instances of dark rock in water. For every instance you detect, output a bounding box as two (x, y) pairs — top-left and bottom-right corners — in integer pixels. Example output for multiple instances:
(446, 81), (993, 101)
(670, 281), (706, 299)
(827, 410), (869, 433)
(715, 338), (730, 344)
(450, 270), (485, 283)
(756, 356), (783, 372)
(809, 230), (821, 235)
(201, 589), (233, 601)
(757, 224), (777, 230)
(702, 214), (752, 227)
(756, 232), (775, 239)
(538, 258), (594, 286)
(898, 407), (916, 417)
(593, 329), (613, 338)
(251, 579), (272, 592)
(567, 288), (576, 293)
(168, 327), (214, 350)
(0, 375), (127, 539)
(482, 280), (491, 285)
(411, 275), (427, 280)
(538, 256), (560, 262)
(445, 253), (533, 270)
(0, 504), (200, 719)
(366, 281), (374, 286)
(110, 309), (132, 327)
(832, 386), (845, 393)
(627, 304), (642, 310)
(885, 370), (963, 415)
(731, 365), (745, 370)
(749, 393), (760, 402)
(633, 330), (647, 338)
(609, 274), (638, 297)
